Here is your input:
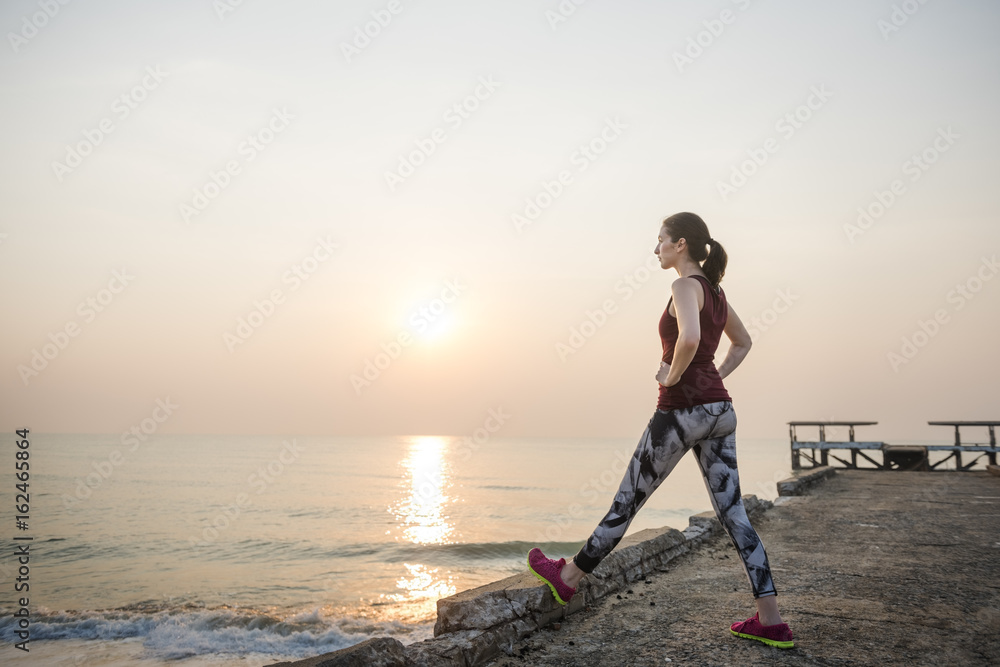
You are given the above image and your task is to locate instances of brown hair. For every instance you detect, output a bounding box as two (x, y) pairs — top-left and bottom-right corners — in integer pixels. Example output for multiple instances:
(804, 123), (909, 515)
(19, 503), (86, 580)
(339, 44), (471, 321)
(661, 212), (728, 291)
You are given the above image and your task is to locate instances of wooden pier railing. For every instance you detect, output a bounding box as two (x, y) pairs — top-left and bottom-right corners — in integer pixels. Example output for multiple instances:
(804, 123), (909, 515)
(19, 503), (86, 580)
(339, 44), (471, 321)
(788, 420), (1000, 471)
(788, 421), (882, 470)
(925, 421), (999, 469)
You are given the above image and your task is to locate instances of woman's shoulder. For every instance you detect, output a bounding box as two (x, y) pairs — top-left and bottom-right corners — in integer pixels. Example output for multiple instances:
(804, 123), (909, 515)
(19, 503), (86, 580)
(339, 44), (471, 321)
(670, 275), (709, 312)
(685, 273), (723, 296)
(671, 274), (707, 287)
(671, 274), (714, 294)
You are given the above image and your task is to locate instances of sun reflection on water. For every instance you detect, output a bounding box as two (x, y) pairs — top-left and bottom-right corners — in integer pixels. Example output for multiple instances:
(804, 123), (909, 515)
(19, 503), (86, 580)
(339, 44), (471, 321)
(393, 436), (455, 545)
(376, 563), (457, 621)
(385, 436), (457, 611)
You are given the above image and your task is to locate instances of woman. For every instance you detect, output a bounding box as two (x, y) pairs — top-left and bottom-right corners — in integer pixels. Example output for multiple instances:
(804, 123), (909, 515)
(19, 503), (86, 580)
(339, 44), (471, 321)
(528, 212), (794, 649)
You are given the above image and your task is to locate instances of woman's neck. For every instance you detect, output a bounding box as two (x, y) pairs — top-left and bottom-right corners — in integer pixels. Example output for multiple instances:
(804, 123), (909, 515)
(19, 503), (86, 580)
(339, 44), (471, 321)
(675, 260), (705, 279)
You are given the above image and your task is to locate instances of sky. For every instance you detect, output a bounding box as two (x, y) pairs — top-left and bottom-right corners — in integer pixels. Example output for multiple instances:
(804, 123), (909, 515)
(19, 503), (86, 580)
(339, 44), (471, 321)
(1, 0), (998, 444)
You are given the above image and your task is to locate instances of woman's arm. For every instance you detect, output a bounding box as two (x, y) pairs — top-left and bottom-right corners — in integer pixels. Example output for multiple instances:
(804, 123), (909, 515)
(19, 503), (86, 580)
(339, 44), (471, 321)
(660, 277), (702, 387)
(716, 302), (752, 380)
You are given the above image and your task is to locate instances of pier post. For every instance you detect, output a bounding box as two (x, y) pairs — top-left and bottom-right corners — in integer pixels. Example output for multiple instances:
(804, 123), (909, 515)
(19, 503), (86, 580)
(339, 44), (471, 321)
(789, 423), (800, 470)
(990, 426), (997, 466)
(819, 424), (829, 466)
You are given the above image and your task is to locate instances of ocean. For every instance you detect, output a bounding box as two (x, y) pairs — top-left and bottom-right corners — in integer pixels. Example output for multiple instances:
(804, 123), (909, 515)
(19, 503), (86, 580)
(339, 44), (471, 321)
(0, 432), (793, 665)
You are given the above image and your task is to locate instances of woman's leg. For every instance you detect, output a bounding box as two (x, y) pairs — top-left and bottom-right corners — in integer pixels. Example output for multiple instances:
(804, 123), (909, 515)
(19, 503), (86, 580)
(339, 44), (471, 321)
(690, 403), (782, 624)
(755, 593), (783, 627)
(567, 405), (721, 582)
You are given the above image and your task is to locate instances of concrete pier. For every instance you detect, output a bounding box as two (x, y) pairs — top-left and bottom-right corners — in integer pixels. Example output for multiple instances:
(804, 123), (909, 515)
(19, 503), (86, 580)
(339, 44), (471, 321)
(486, 470), (1000, 666)
(269, 469), (1000, 666)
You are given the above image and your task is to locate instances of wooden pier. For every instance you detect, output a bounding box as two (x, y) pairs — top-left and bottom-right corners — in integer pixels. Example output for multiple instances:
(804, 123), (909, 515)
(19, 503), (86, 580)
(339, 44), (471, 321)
(789, 420), (1000, 471)
(926, 421), (998, 469)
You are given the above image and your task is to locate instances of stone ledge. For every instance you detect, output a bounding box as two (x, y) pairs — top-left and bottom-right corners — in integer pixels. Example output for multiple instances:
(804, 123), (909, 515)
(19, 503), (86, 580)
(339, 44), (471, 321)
(266, 637), (406, 667)
(265, 494), (773, 667)
(776, 466), (837, 496)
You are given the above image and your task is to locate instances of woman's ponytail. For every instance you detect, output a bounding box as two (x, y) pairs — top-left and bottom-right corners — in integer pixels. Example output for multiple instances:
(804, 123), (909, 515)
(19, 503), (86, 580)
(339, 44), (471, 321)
(702, 238), (727, 291)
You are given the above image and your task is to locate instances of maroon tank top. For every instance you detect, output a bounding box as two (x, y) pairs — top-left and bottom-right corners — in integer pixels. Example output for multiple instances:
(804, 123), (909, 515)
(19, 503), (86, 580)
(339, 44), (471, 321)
(657, 274), (732, 410)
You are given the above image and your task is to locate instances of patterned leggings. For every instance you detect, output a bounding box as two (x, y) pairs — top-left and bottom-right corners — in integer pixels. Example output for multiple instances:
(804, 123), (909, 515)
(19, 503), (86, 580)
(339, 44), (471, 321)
(573, 401), (777, 598)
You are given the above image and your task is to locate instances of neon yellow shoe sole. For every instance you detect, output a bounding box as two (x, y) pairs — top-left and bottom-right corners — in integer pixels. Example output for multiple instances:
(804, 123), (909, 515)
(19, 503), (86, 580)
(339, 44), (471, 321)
(730, 628), (794, 649)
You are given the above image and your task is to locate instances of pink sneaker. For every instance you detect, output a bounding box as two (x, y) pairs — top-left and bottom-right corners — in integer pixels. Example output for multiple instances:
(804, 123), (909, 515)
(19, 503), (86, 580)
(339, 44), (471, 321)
(730, 612), (794, 649)
(527, 548), (576, 605)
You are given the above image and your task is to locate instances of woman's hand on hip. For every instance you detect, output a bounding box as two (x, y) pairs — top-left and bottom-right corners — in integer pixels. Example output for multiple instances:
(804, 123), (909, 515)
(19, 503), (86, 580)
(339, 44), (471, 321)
(655, 361), (672, 387)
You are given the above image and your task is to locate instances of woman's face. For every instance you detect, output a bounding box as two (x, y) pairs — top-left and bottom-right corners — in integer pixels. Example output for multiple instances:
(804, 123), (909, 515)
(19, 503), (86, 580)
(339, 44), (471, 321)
(654, 225), (680, 269)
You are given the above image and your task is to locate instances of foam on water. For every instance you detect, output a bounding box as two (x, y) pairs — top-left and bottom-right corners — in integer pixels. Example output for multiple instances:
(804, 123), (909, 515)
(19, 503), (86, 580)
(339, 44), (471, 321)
(0, 603), (433, 662)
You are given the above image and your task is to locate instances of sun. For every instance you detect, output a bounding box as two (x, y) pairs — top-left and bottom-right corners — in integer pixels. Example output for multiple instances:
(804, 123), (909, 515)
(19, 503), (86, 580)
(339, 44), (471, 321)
(400, 281), (464, 344)
(417, 312), (455, 342)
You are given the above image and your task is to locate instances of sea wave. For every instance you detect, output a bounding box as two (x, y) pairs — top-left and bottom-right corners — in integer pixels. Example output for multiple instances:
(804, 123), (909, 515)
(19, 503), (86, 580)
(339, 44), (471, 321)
(0, 603), (432, 660)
